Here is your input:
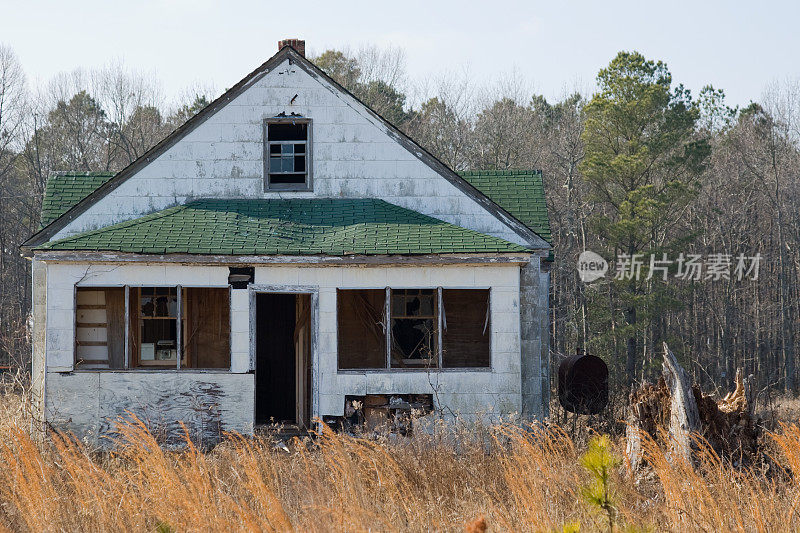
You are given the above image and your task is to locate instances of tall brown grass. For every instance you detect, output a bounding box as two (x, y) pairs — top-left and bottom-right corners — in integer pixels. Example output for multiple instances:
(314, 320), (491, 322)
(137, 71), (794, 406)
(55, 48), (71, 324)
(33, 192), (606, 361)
(0, 390), (799, 532)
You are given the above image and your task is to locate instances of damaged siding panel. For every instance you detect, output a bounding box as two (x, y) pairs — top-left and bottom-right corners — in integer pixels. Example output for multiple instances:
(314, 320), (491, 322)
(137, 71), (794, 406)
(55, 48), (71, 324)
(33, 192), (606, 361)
(520, 259), (548, 419)
(31, 259), (48, 427)
(45, 371), (254, 445)
(45, 372), (101, 436)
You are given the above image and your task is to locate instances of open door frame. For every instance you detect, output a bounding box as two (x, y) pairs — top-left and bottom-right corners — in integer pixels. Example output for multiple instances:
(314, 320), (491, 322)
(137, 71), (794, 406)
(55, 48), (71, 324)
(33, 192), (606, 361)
(249, 285), (318, 428)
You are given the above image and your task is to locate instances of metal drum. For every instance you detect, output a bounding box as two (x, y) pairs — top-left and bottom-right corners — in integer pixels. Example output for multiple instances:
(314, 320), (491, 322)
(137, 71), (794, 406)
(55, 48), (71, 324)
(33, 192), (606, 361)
(558, 354), (609, 414)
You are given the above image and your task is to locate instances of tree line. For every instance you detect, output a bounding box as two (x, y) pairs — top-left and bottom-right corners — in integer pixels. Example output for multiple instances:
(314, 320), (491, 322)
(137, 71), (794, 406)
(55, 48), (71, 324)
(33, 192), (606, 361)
(1, 43), (798, 398)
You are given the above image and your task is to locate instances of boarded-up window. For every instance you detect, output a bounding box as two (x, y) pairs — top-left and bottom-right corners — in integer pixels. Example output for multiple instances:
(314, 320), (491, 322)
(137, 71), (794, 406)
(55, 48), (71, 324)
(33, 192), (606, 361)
(183, 288), (230, 369)
(75, 288), (125, 369)
(442, 289), (491, 368)
(338, 289), (386, 369)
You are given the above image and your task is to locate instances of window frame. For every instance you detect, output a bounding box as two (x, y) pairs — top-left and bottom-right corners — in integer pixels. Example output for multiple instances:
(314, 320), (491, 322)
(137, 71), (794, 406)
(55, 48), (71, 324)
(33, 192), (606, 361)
(263, 117), (313, 192)
(74, 287), (126, 370)
(336, 287), (493, 372)
(135, 286), (180, 368)
(389, 288), (440, 368)
(73, 284), (232, 372)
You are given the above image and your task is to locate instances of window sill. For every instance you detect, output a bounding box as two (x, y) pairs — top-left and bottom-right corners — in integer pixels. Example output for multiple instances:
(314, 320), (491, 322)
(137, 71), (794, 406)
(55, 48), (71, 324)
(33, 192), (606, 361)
(70, 368), (237, 374)
(337, 367), (493, 374)
(264, 184), (313, 192)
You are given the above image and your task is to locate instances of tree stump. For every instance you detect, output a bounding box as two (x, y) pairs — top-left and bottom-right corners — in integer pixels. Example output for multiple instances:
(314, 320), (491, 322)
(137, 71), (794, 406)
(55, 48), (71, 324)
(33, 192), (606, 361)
(626, 343), (759, 470)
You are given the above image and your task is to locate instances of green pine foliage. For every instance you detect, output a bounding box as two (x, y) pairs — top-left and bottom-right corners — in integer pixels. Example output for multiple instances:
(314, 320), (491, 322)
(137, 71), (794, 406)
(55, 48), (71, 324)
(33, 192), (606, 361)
(580, 435), (621, 532)
(579, 51), (711, 384)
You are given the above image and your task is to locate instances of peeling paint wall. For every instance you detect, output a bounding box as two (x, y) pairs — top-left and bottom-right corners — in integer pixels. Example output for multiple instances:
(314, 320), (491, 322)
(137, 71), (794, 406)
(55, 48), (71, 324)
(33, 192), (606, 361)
(519, 258), (549, 420)
(265, 263), (525, 422)
(31, 258), (47, 433)
(45, 371), (254, 446)
(52, 58), (527, 246)
(41, 260), (530, 438)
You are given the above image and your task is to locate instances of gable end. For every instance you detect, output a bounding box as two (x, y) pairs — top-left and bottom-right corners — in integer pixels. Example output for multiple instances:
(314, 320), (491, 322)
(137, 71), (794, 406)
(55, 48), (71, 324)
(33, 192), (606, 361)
(23, 45), (548, 252)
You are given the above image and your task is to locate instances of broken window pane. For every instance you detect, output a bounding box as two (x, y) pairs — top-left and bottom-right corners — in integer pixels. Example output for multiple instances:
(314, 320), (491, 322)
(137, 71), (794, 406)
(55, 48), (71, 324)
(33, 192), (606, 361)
(267, 121), (310, 189)
(269, 122), (307, 141)
(390, 289), (437, 368)
(269, 173), (306, 184)
(338, 289), (387, 369)
(269, 156), (282, 173)
(442, 289), (491, 368)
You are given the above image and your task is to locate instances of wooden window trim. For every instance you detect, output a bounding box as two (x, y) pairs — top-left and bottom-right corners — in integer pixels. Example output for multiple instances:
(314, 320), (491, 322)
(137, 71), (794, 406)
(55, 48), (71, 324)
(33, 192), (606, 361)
(389, 288), (439, 368)
(76, 285), (231, 372)
(263, 117), (313, 192)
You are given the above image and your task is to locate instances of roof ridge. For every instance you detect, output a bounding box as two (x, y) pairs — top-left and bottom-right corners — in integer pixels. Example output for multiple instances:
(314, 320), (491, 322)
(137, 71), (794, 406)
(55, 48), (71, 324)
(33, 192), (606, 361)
(458, 169), (543, 176)
(51, 171), (116, 177)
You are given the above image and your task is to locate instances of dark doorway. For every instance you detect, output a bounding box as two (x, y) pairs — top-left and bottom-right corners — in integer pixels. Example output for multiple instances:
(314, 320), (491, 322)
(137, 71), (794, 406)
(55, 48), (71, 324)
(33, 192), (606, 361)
(255, 293), (312, 426)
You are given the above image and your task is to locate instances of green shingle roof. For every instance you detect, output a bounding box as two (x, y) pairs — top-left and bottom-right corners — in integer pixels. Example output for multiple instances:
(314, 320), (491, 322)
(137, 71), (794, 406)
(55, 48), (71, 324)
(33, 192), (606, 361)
(459, 170), (551, 243)
(40, 172), (115, 228)
(37, 198), (528, 256)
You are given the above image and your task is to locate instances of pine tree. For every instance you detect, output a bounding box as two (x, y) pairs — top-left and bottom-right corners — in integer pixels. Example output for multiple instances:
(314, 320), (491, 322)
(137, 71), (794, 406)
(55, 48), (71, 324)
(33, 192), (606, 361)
(580, 51), (709, 385)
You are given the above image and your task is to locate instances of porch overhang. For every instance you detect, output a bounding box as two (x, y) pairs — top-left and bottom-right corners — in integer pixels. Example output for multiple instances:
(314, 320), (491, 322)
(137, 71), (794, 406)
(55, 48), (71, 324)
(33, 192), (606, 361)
(29, 250), (538, 266)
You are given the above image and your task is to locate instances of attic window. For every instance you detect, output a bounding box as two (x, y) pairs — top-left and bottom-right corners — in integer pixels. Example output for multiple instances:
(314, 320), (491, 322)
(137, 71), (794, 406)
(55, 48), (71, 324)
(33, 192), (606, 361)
(264, 118), (311, 190)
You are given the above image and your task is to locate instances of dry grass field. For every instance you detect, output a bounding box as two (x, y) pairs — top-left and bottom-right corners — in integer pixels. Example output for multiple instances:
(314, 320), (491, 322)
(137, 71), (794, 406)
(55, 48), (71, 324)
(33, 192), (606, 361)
(1, 390), (800, 532)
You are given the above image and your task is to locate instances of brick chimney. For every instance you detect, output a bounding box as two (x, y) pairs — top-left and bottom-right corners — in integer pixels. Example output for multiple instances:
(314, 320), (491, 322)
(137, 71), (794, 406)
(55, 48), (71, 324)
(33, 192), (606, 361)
(278, 38), (305, 57)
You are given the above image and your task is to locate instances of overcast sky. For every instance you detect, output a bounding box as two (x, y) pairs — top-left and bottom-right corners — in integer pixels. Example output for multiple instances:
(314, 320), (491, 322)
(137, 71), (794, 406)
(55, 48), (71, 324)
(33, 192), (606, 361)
(2, 0), (798, 109)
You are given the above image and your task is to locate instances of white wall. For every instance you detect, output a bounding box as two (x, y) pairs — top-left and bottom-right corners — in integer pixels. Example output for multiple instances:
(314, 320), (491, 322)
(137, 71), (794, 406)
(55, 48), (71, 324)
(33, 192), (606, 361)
(251, 263), (524, 421)
(50, 57), (526, 247)
(41, 260), (524, 434)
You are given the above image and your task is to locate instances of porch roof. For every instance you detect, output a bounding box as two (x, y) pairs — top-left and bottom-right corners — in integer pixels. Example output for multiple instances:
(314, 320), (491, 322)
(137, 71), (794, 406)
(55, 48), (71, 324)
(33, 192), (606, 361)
(35, 198), (529, 256)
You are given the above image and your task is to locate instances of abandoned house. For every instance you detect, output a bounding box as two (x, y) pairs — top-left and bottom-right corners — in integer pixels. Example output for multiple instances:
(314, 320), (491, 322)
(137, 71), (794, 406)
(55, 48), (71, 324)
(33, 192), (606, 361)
(22, 39), (551, 444)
